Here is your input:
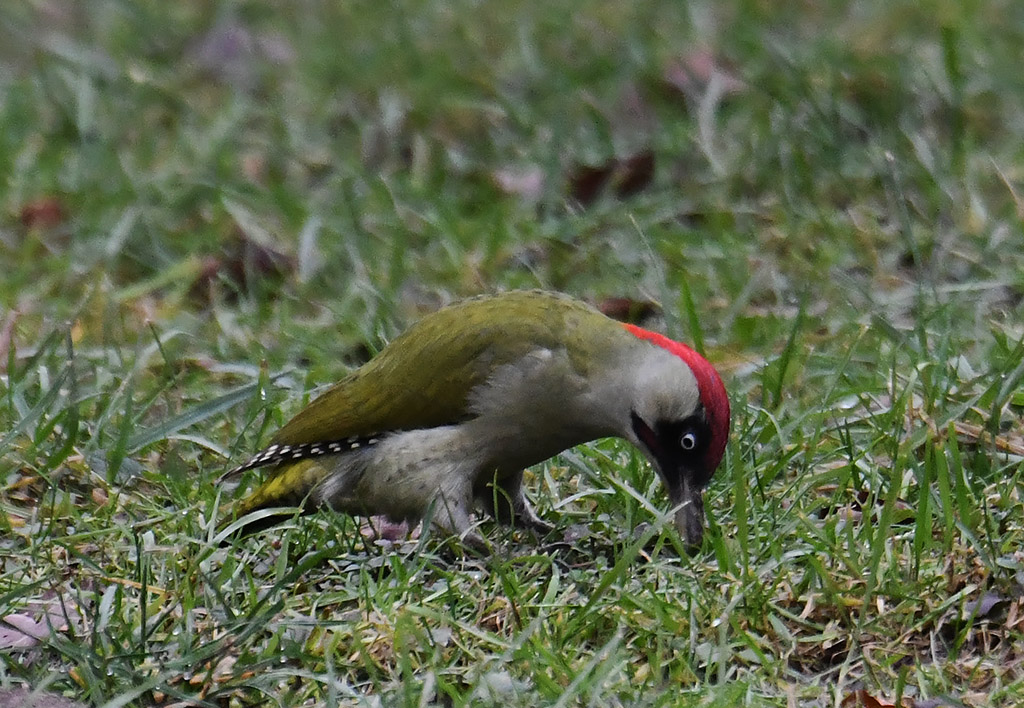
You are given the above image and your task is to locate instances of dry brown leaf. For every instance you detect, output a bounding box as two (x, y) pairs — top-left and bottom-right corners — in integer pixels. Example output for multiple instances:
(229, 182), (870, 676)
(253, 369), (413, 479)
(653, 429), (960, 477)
(19, 196), (66, 229)
(20, 197), (65, 230)
(597, 297), (660, 324)
(0, 597), (82, 651)
(567, 150), (656, 206)
(840, 689), (910, 708)
(189, 228), (293, 303)
(0, 615), (49, 650)
(953, 420), (1024, 456)
(613, 150), (655, 198)
(91, 487), (109, 507)
(568, 161), (616, 206)
(813, 485), (914, 524)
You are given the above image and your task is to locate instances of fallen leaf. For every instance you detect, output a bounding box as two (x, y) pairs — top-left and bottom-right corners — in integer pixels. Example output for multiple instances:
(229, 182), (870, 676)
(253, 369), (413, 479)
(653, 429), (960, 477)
(840, 689), (910, 708)
(813, 485), (914, 525)
(956, 591), (1010, 626)
(567, 150), (656, 206)
(597, 297), (660, 324)
(0, 596), (81, 650)
(953, 420), (1024, 456)
(0, 615), (49, 649)
(568, 161), (615, 206)
(20, 197), (65, 229)
(613, 150), (655, 198)
(91, 487), (109, 507)
(189, 227), (293, 303)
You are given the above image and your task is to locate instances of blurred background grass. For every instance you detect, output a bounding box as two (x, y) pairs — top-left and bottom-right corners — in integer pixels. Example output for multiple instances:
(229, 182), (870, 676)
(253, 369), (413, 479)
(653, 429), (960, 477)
(1, 1), (1023, 706)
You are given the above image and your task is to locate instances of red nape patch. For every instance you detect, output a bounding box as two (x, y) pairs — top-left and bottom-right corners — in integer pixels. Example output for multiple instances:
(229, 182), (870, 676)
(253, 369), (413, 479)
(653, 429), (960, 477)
(622, 323), (731, 473)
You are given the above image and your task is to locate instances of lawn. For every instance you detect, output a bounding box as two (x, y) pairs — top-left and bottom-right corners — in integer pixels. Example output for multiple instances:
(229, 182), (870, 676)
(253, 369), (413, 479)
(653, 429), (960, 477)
(1, 1), (1023, 706)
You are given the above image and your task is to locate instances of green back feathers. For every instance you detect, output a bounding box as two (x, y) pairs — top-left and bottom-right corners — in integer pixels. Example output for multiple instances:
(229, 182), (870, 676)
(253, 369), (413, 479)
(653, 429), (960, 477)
(271, 291), (622, 446)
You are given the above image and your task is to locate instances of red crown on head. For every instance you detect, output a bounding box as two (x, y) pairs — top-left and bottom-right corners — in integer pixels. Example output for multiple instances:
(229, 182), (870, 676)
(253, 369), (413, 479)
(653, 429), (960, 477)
(622, 324), (730, 474)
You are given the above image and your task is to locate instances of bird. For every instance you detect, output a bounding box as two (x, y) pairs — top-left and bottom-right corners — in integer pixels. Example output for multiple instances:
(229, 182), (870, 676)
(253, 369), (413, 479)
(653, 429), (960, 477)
(222, 290), (730, 549)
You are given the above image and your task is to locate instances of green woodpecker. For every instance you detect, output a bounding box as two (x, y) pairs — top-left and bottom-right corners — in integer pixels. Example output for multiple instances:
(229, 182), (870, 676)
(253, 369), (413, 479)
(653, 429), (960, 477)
(225, 291), (730, 548)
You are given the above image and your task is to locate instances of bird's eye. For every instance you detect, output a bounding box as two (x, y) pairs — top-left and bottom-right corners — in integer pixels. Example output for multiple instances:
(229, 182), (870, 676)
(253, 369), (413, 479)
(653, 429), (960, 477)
(681, 431), (698, 451)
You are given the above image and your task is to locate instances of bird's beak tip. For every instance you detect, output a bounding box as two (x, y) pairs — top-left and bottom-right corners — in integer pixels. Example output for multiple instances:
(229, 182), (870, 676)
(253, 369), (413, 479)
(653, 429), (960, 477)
(671, 484), (706, 552)
(674, 506), (704, 550)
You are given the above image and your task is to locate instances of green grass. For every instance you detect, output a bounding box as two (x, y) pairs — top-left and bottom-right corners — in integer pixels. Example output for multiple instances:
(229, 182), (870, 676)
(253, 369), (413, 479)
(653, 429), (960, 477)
(2, 1), (1023, 706)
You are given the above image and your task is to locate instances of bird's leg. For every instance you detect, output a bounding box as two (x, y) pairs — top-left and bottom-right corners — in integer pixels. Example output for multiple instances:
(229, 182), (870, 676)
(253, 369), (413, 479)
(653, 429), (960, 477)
(426, 486), (487, 550)
(479, 471), (555, 536)
(514, 494), (555, 535)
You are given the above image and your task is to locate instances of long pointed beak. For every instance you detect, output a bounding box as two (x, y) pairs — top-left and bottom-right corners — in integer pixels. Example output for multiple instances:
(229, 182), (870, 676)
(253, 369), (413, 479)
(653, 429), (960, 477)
(668, 475), (705, 548)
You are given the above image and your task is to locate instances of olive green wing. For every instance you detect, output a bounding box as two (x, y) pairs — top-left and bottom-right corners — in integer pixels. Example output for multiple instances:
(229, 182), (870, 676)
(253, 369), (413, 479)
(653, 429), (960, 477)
(270, 291), (611, 446)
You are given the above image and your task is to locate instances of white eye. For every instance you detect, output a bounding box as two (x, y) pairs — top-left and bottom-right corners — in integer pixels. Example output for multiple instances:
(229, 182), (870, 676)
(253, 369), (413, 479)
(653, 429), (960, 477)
(681, 431), (698, 451)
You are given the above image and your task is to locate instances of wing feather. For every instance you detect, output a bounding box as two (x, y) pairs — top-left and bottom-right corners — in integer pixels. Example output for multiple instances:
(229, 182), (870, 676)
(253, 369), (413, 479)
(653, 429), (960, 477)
(270, 291), (610, 446)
